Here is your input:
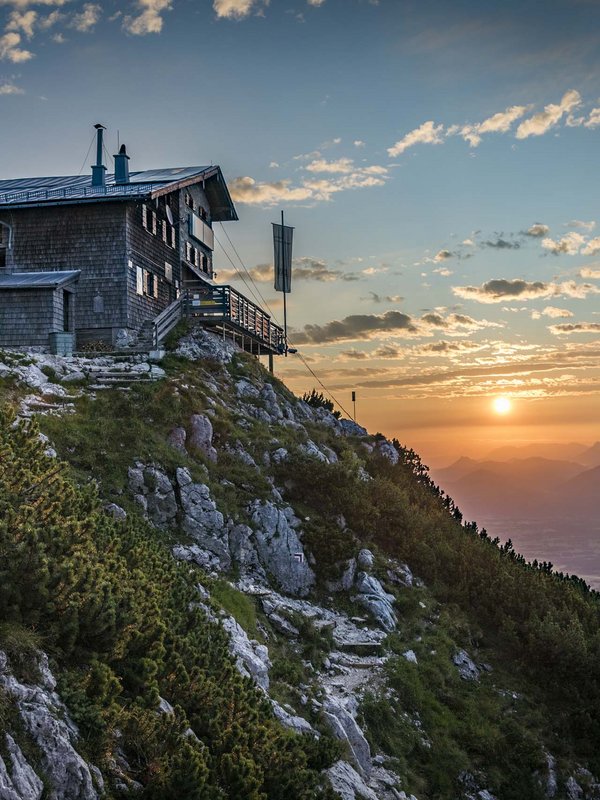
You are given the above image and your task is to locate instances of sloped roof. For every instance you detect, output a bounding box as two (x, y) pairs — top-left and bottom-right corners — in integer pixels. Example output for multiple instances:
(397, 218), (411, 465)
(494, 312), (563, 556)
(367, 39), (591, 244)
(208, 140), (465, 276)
(0, 271), (81, 289)
(0, 166), (238, 221)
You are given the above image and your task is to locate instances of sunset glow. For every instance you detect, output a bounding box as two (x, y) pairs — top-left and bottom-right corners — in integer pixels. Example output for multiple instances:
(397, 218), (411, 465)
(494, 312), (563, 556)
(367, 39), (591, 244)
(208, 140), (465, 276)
(493, 397), (512, 415)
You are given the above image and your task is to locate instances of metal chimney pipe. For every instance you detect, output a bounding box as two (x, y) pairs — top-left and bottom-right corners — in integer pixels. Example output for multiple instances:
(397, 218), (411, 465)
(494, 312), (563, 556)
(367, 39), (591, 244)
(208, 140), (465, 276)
(91, 123), (107, 187)
(113, 143), (130, 185)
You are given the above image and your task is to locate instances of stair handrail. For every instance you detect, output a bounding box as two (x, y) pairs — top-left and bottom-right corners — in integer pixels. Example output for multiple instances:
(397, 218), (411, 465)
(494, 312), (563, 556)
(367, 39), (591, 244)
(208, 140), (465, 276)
(152, 296), (183, 347)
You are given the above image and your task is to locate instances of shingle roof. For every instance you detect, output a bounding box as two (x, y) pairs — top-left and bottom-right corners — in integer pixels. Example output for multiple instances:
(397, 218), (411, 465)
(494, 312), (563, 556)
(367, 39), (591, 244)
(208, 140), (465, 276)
(0, 166), (238, 221)
(0, 270), (81, 289)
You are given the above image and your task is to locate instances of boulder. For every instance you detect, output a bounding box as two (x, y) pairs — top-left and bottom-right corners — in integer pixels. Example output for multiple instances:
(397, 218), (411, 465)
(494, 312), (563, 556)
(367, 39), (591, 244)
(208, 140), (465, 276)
(103, 502), (127, 520)
(338, 419), (368, 437)
(326, 761), (378, 800)
(352, 573), (397, 632)
(357, 549), (375, 571)
(175, 328), (237, 363)
(167, 426), (187, 454)
(326, 558), (357, 593)
(376, 439), (399, 465)
(453, 649), (480, 681)
(188, 414), (217, 462)
(260, 383), (283, 421)
(128, 463), (178, 528)
(249, 501), (316, 597)
(403, 650), (418, 665)
(387, 562), (414, 588)
(0, 652), (99, 800)
(0, 734), (44, 800)
(271, 701), (317, 736)
(176, 469), (230, 570)
(322, 693), (372, 778)
(221, 616), (271, 691)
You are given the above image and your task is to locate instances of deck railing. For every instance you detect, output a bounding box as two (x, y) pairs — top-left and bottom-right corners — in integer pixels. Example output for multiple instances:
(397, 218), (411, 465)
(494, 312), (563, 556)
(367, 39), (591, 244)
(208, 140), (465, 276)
(0, 182), (159, 206)
(184, 283), (285, 353)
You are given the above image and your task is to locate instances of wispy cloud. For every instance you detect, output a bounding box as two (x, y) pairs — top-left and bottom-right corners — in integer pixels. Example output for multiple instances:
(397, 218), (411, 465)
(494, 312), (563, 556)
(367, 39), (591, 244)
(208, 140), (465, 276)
(219, 256), (360, 284)
(515, 89), (581, 139)
(542, 231), (600, 256)
(525, 223), (549, 237)
(0, 77), (23, 93)
(70, 2), (100, 32)
(388, 120), (444, 158)
(213, 0), (267, 19)
(549, 322), (600, 335)
(580, 266), (600, 279)
(453, 278), (600, 303)
(362, 291), (404, 303)
(452, 104), (530, 147)
(531, 306), (574, 320)
(6, 9), (36, 37)
(123, 0), (171, 34)
(230, 159), (388, 205)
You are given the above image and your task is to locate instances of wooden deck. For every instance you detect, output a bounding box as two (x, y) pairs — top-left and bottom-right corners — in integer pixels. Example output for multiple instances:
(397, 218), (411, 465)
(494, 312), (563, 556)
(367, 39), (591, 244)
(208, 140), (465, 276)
(183, 282), (285, 356)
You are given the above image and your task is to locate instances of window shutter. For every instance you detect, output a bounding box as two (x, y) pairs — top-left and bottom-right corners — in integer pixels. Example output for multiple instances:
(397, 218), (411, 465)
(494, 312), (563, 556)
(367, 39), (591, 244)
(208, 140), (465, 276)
(136, 266), (144, 296)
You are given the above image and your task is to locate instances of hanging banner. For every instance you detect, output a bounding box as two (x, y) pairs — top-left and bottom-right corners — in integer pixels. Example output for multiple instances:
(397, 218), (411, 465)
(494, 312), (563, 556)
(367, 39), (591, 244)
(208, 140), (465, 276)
(272, 223), (294, 293)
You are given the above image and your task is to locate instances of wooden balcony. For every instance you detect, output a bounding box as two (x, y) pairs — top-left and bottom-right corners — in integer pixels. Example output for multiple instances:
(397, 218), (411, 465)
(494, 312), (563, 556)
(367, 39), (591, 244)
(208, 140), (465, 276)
(183, 282), (285, 356)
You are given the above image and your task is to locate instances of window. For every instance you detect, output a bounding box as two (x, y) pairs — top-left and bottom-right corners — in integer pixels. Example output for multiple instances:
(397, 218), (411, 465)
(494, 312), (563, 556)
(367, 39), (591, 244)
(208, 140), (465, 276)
(142, 204), (148, 229)
(185, 192), (194, 210)
(145, 271), (158, 299)
(136, 266), (144, 296)
(162, 220), (167, 243)
(165, 261), (173, 283)
(169, 225), (176, 248)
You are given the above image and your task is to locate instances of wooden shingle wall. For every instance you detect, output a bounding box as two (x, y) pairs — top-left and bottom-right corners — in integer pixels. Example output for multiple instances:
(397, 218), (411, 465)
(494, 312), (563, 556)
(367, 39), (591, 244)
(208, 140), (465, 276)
(0, 288), (62, 346)
(3, 203), (128, 341)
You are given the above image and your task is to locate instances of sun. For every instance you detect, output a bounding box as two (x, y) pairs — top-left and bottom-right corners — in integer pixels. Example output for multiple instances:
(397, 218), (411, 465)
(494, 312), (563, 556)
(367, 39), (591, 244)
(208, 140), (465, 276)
(492, 396), (512, 415)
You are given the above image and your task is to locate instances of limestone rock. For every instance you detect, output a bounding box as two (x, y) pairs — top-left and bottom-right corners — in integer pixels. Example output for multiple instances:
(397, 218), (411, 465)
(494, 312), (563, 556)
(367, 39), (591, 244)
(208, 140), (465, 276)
(235, 378), (260, 399)
(128, 463), (178, 528)
(176, 328), (237, 363)
(338, 419), (368, 437)
(172, 544), (222, 571)
(61, 371), (86, 384)
(260, 383), (283, 421)
(228, 524), (266, 583)
(103, 502), (127, 520)
(221, 615), (271, 691)
(403, 650), (418, 665)
(353, 572), (397, 632)
(453, 649), (480, 681)
(271, 447), (289, 464)
(357, 549), (375, 571)
(188, 414), (217, 462)
(566, 777), (583, 800)
(299, 440), (327, 462)
(167, 426), (187, 454)
(387, 562), (414, 588)
(376, 439), (399, 465)
(322, 693), (372, 778)
(176, 468), (230, 570)
(0, 734), (44, 800)
(326, 760), (378, 800)
(326, 559), (357, 593)
(271, 700), (316, 736)
(249, 500), (315, 597)
(0, 651), (100, 800)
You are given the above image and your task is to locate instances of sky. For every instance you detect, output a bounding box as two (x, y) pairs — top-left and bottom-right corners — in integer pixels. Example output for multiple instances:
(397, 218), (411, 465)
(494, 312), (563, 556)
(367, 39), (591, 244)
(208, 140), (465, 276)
(1, 0), (599, 465)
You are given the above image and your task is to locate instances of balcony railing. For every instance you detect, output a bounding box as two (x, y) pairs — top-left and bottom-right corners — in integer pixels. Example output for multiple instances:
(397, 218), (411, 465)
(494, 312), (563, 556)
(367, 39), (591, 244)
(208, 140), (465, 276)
(184, 283), (285, 354)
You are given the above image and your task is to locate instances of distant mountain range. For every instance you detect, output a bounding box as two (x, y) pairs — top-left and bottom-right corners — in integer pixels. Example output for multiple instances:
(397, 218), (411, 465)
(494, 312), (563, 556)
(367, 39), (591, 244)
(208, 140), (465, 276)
(431, 443), (600, 523)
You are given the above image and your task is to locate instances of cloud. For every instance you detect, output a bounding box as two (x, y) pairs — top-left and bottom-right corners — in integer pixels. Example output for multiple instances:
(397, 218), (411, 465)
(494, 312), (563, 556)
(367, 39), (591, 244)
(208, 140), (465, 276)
(339, 349), (368, 360)
(230, 162), (388, 206)
(0, 0), (68, 6)
(580, 267), (600, 279)
(305, 157), (354, 174)
(433, 267), (453, 277)
(566, 219), (595, 231)
(582, 237), (600, 256)
(433, 249), (453, 262)
(292, 310), (420, 345)
(219, 256), (359, 284)
(455, 104), (529, 147)
(0, 79), (23, 94)
(123, 0), (171, 34)
(0, 31), (33, 61)
(584, 108), (600, 128)
(388, 120), (444, 158)
(541, 232), (586, 254)
(229, 176), (313, 205)
(70, 2), (100, 31)
(362, 291), (404, 303)
(515, 89), (581, 139)
(353, 140), (365, 147)
(549, 322), (600, 335)
(420, 312), (502, 335)
(307, 0), (325, 6)
(482, 238), (520, 249)
(525, 223), (549, 237)
(213, 0), (266, 19)
(453, 278), (600, 303)
(418, 340), (489, 355)
(531, 306), (574, 319)
(6, 9), (36, 37)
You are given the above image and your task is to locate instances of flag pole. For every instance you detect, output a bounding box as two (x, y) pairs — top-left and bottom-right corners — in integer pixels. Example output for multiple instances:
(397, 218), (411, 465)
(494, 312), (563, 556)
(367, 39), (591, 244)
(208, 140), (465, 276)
(282, 209), (288, 356)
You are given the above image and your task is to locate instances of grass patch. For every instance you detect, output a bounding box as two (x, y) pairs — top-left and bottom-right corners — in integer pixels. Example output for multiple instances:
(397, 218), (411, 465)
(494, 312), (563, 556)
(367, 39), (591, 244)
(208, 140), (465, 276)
(210, 580), (259, 637)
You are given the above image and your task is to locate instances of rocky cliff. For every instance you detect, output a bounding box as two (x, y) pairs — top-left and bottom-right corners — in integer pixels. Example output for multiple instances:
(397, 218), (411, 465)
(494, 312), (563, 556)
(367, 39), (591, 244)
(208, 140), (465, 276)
(0, 329), (599, 800)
